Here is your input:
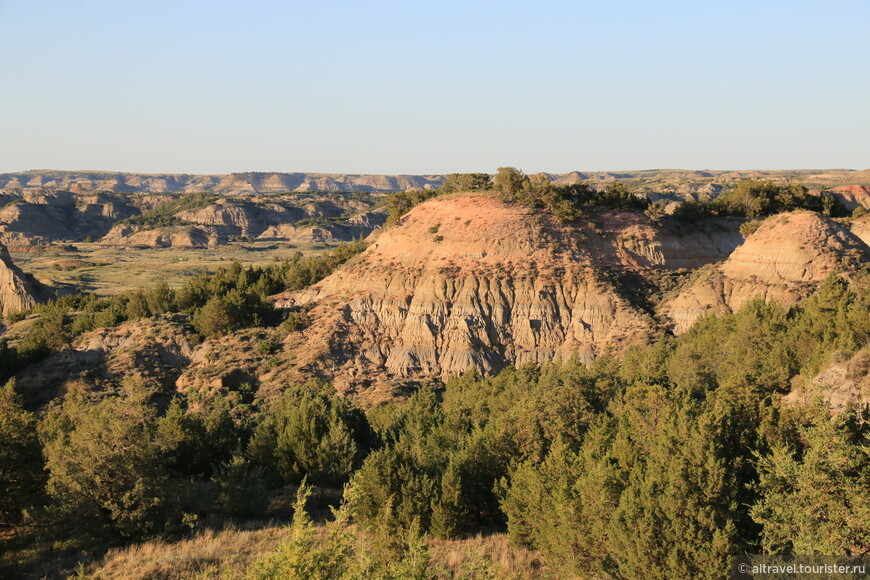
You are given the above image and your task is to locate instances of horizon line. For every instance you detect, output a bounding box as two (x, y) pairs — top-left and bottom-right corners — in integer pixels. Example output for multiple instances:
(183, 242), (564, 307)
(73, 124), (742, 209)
(2, 167), (866, 177)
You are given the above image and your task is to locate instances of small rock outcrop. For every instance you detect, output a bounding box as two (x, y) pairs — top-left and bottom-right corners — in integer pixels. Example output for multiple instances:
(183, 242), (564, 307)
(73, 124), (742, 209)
(848, 215), (870, 247)
(784, 347), (870, 412)
(829, 185), (870, 212)
(0, 244), (52, 316)
(14, 315), (195, 407)
(100, 224), (214, 248)
(662, 212), (870, 333)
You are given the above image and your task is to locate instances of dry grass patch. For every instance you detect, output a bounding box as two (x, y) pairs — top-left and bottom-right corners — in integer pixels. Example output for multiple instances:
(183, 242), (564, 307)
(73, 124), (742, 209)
(82, 525), (290, 580)
(9, 241), (333, 296)
(427, 532), (554, 579)
(81, 526), (555, 580)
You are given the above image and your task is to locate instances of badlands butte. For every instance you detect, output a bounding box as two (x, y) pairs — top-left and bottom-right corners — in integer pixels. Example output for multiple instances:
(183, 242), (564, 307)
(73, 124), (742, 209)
(1, 168), (869, 411)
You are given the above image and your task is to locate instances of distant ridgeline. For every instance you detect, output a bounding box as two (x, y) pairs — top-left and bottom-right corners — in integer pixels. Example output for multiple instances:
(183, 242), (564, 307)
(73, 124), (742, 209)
(1, 167), (868, 195)
(0, 171), (446, 194)
(0, 168), (867, 249)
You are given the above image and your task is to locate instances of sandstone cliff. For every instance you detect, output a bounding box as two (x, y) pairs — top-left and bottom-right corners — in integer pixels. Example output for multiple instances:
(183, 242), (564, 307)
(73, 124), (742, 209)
(662, 212), (870, 333)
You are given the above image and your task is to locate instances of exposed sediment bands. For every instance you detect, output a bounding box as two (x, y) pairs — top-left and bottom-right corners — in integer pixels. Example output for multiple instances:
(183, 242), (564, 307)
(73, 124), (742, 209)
(662, 212), (870, 334)
(3, 169), (869, 196)
(276, 196), (702, 390)
(0, 185), (386, 246)
(298, 265), (652, 384)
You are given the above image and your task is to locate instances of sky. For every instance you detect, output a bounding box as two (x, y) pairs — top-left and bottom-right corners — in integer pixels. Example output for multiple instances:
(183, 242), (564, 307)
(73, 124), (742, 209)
(1, 0), (868, 175)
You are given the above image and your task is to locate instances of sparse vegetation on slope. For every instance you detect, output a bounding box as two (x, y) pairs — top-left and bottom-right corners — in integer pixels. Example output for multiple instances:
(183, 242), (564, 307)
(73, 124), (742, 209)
(385, 167), (652, 226)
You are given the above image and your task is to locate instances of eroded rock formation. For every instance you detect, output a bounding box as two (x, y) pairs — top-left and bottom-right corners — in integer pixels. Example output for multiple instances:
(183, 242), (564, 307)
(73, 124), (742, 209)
(662, 212), (870, 333)
(276, 197), (666, 391)
(784, 347), (870, 412)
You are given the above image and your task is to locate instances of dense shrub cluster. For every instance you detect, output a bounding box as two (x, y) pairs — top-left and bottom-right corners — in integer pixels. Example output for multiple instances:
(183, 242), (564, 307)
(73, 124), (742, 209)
(33, 377), (259, 537)
(0, 380), (44, 526)
(236, 275), (870, 577)
(248, 380), (374, 486)
(716, 180), (846, 218)
(283, 237), (367, 292)
(249, 481), (432, 580)
(3, 378), (370, 540)
(388, 170), (857, 228)
(493, 167), (650, 220)
(438, 172), (492, 195)
(2, 237), (869, 576)
(671, 180), (850, 221)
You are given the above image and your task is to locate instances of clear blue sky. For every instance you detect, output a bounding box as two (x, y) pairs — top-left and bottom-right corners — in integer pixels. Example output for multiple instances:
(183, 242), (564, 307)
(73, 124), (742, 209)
(1, 0), (868, 174)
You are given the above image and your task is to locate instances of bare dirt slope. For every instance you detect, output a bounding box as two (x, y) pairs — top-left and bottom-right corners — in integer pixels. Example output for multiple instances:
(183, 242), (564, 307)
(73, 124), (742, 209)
(848, 215), (870, 247)
(828, 185), (870, 211)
